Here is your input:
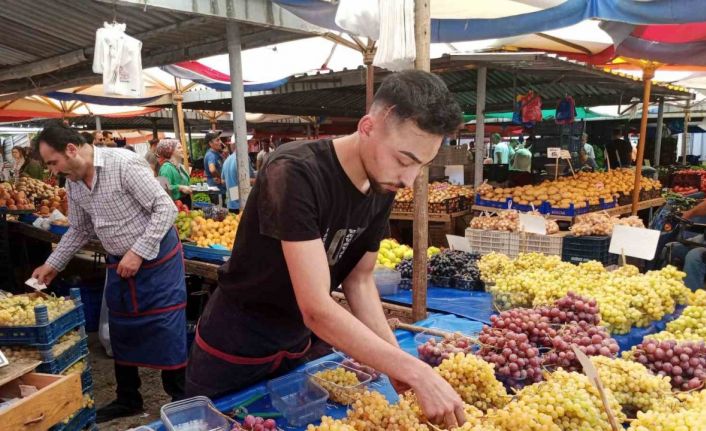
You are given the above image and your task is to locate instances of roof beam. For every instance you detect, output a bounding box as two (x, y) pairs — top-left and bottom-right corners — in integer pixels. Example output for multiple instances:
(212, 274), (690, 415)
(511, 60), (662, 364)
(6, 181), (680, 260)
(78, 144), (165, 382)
(98, 0), (324, 35)
(0, 49), (88, 82)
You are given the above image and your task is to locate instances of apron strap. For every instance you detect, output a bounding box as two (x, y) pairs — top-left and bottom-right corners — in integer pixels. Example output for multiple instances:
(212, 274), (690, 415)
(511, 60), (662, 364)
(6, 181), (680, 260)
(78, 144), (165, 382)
(195, 324), (311, 373)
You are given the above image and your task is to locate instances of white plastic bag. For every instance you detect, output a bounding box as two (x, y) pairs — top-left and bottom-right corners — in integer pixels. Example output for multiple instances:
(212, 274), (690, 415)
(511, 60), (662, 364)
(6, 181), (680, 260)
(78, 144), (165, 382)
(98, 273), (113, 357)
(373, 0), (415, 71)
(335, 0), (380, 40)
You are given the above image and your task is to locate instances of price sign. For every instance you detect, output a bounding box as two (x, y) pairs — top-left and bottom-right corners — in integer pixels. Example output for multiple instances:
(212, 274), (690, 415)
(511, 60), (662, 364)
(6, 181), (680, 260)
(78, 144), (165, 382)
(560, 150), (572, 159)
(572, 347), (620, 431)
(446, 235), (472, 252)
(547, 147), (561, 158)
(609, 225), (660, 260)
(24, 277), (47, 292)
(519, 214), (547, 235)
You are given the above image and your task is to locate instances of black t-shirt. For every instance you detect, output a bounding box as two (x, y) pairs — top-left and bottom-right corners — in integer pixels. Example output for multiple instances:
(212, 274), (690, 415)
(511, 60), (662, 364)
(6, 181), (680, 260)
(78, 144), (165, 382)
(606, 138), (632, 168)
(200, 139), (394, 356)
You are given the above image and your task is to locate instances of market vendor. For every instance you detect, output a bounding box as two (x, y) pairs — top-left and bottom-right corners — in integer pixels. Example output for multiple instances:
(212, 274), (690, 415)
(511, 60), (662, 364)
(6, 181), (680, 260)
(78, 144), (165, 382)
(204, 130), (226, 192)
(665, 200), (706, 291)
(492, 133), (514, 165)
(187, 70), (468, 428)
(157, 138), (192, 208)
(30, 122), (187, 422)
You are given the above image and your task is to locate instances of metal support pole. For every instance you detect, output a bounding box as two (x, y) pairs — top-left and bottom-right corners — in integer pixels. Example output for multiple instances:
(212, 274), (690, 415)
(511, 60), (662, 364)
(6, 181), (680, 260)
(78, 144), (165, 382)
(227, 20), (252, 207)
(682, 98), (692, 165)
(412, 0), (430, 323)
(95, 115), (101, 132)
(188, 123), (193, 162)
(653, 97), (664, 167)
(173, 82), (190, 170)
(631, 66), (655, 215)
(474, 67), (487, 188)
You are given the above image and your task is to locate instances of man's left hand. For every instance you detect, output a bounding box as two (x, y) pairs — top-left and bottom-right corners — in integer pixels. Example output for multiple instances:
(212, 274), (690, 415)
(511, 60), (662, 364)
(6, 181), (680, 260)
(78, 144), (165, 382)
(117, 250), (143, 278)
(390, 377), (411, 394)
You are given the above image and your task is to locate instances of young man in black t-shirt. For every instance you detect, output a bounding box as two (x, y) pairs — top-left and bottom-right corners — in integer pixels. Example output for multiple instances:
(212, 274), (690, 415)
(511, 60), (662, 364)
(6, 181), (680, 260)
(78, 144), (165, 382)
(186, 70), (466, 428)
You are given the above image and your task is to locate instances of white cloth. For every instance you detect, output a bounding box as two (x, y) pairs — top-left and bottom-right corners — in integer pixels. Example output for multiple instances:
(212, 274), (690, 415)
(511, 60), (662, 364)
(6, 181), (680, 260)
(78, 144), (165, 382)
(373, 0), (415, 71)
(93, 22), (144, 97)
(335, 0), (380, 40)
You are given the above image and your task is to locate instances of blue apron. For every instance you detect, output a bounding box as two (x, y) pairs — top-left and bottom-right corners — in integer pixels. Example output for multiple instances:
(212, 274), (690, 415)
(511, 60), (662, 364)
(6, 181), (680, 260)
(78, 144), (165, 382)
(105, 228), (187, 369)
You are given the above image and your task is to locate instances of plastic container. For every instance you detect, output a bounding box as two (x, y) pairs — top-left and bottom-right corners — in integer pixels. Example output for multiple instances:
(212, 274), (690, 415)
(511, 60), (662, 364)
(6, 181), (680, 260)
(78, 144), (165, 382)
(414, 330), (476, 367)
(305, 361), (371, 405)
(0, 289), (84, 346)
(373, 269), (401, 296)
(267, 372), (329, 427)
(451, 277), (484, 291)
(81, 367), (93, 391)
(160, 396), (231, 431)
(18, 213), (38, 224)
(561, 235), (618, 266)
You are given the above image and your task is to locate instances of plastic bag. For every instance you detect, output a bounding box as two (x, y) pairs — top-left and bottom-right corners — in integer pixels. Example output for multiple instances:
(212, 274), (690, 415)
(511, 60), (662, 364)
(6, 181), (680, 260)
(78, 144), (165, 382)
(521, 91), (542, 124)
(98, 276), (113, 357)
(373, 0), (415, 71)
(335, 0), (379, 40)
(555, 96), (576, 124)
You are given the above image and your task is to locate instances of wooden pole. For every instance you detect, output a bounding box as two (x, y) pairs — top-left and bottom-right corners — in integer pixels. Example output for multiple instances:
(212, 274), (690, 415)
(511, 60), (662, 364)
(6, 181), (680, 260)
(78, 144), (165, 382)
(173, 79), (190, 170)
(412, 0), (431, 323)
(631, 66), (655, 215)
(364, 43), (376, 113)
(682, 98), (692, 165)
(473, 67), (487, 188)
(227, 21), (252, 207)
(653, 96), (664, 168)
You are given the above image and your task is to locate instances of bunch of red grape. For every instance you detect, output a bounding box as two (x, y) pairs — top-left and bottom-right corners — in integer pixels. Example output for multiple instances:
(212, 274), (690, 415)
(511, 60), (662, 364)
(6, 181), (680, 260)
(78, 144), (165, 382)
(477, 329), (543, 384)
(543, 321), (619, 372)
(416, 333), (474, 367)
(236, 415), (278, 431)
(630, 339), (706, 391)
(540, 292), (601, 326)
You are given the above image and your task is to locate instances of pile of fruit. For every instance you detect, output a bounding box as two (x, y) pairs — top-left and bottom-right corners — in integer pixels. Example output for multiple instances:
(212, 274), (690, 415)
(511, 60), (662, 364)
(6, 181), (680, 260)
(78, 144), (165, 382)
(478, 253), (690, 334)
(376, 239), (440, 270)
(0, 178), (67, 213)
(469, 209), (560, 234)
(647, 305), (706, 342)
(625, 339), (706, 392)
(235, 415), (278, 431)
(476, 169), (661, 209)
(1, 330), (82, 362)
(672, 185), (699, 195)
(570, 212), (644, 236)
(428, 250), (481, 282)
(189, 213), (240, 248)
(174, 199), (190, 214)
(0, 294), (75, 326)
(417, 332), (474, 366)
(62, 359), (87, 376)
(393, 182), (473, 213)
(312, 366), (368, 405)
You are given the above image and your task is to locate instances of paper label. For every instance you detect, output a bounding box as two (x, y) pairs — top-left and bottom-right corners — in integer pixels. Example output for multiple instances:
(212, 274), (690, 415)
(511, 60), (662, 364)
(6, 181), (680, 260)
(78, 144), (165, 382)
(0, 350), (7, 368)
(609, 225), (660, 260)
(560, 150), (572, 159)
(519, 214), (547, 235)
(572, 347), (620, 431)
(446, 235), (472, 252)
(547, 147), (561, 158)
(444, 165), (465, 185)
(228, 186), (239, 201)
(25, 278), (47, 292)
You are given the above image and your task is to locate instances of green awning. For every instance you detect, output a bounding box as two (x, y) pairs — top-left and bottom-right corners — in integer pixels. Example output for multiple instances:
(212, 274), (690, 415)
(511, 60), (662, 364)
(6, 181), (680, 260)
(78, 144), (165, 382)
(463, 107), (602, 123)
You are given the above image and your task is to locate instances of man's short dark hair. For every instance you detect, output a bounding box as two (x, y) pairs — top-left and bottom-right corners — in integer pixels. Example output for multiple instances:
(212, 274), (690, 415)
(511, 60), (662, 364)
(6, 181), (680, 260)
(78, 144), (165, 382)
(80, 132), (93, 145)
(36, 121), (87, 153)
(102, 130), (113, 138)
(372, 70), (462, 136)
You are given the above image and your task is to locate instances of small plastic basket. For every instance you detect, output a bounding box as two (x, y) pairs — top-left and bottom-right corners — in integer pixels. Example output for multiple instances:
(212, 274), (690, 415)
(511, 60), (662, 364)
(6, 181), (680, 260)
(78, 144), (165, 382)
(160, 396), (231, 431)
(305, 361), (371, 405)
(414, 330), (476, 367)
(267, 372), (329, 427)
(373, 269), (401, 296)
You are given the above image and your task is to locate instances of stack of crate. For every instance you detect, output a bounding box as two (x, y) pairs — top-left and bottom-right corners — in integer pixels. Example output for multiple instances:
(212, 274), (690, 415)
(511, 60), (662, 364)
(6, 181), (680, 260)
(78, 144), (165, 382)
(0, 288), (96, 431)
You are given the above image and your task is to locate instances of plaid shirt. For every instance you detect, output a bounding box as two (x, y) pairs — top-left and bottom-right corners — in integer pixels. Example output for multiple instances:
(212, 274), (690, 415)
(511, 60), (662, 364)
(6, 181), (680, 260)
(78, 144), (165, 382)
(46, 147), (177, 271)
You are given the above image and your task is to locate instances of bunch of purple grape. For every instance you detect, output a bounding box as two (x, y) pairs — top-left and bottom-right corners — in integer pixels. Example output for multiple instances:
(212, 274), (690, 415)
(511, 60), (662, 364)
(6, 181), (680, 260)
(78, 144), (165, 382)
(540, 292), (601, 326)
(477, 328), (543, 383)
(543, 321), (619, 372)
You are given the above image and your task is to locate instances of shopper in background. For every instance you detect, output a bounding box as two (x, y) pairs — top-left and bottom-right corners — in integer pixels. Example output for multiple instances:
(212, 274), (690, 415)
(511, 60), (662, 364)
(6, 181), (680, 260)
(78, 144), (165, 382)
(247, 138), (259, 169)
(92, 131), (105, 146)
(606, 128), (632, 168)
(256, 139), (273, 171)
(510, 141), (532, 172)
(157, 139), (192, 208)
(222, 148), (255, 213)
(103, 130), (116, 147)
(579, 148), (598, 172)
(492, 133), (514, 164)
(203, 131), (225, 193)
(31, 122), (186, 422)
(187, 70), (467, 429)
(582, 133), (595, 162)
(145, 138), (160, 174)
(11, 146), (43, 180)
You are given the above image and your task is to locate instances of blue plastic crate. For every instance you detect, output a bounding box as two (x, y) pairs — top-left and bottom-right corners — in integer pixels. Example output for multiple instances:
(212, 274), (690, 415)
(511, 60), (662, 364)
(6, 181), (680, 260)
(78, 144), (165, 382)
(18, 213), (38, 224)
(51, 407), (96, 431)
(49, 223), (69, 235)
(192, 201), (212, 209)
(474, 194), (514, 209)
(0, 289), (85, 346)
(36, 337), (88, 374)
(80, 366), (93, 391)
(182, 243), (231, 263)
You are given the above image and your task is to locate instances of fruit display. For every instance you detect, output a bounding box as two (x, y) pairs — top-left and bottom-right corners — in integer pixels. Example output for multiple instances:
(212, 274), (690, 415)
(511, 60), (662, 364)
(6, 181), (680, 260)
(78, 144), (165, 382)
(175, 209), (203, 241)
(570, 212), (644, 236)
(189, 213), (240, 248)
(647, 305), (706, 342)
(672, 185), (699, 195)
(175, 199), (190, 214)
(1, 330), (82, 362)
(193, 192), (211, 204)
(0, 178), (67, 214)
(436, 352), (510, 411)
(689, 289), (706, 306)
(393, 182), (473, 213)
(311, 366), (368, 405)
(479, 253), (690, 333)
(625, 339), (706, 391)
(469, 209), (560, 234)
(376, 239), (440, 270)
(0, 294), (75, 326)
(417, 332), (475, 366)
(235, 415), (278, 431)
(591, 356), (679, 416)
(428, 250), (481, 281)
(476, 168), (661, 209)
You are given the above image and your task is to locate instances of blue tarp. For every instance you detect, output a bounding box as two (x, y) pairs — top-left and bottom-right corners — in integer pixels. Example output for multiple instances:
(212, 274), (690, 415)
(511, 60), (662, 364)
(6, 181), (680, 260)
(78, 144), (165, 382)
(147, 314), (483, 431)
(274, 0), (706, 43)
(45, 91), (164, 106)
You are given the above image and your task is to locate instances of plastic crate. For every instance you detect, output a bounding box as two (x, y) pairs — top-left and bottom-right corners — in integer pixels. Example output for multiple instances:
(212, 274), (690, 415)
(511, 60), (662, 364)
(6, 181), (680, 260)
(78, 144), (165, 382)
(474, 194), (514, 209)
(36, 336), (89, 374)
(161, 396), (231, 431)
(0, 289), (84, 346)
(51, 406), (96, 431)
(540, 201), (589, 217)
(561, 235), (618, 265)
(18, 213), (38, 224)
(465, 229), (520, 258)
(81, 367), (93, 392)
(49, 223), (69, 235)
(181, 243), (231, 263)
(517, 232), (564, 257)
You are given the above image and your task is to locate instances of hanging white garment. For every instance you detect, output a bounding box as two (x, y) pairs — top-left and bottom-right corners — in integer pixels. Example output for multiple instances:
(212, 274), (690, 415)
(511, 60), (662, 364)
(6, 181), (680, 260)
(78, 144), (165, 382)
(335, 0), (380, 40)
(373, 0), (415, 71)
(93, 22), (144, 97)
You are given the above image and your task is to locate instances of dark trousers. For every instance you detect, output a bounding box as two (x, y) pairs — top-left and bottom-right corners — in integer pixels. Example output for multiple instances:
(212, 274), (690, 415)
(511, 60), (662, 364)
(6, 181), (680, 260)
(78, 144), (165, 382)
(115, 363), (185, 407)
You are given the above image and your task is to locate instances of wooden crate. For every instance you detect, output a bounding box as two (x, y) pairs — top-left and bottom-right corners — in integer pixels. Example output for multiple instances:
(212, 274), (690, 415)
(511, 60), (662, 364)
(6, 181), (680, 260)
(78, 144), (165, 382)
(0, 364), (82, 431)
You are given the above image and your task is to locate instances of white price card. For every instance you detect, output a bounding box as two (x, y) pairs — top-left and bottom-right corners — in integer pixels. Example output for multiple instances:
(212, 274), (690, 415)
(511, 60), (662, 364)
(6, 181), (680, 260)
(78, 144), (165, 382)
(0, 349), (8, 368)
(519, 214), (547, 235)
(572, 347), (620, 431)
(446, 235), (472, 252)
(547, 147), (561, 158)
(228, 186), (239, 201)
(560, 149), (572, 159)
(609, 225), (661, 260)
(24, 277), (47, 292)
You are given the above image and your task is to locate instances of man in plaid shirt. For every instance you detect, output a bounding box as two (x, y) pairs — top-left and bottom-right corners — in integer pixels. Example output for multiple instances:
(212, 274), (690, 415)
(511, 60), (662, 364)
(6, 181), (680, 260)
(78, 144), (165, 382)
(32, 122), (187, 422)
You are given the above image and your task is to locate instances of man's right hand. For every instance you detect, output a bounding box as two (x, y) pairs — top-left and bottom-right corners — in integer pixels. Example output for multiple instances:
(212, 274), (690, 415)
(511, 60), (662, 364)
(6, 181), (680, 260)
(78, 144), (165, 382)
(32, 264), (58, 286)
(409, 364), (466, 428)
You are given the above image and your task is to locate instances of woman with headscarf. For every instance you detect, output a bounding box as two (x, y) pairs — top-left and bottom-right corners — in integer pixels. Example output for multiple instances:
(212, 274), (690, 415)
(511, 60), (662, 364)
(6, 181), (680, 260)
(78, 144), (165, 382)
(12, 146), (43, 180)
(157, 139), (192, 207)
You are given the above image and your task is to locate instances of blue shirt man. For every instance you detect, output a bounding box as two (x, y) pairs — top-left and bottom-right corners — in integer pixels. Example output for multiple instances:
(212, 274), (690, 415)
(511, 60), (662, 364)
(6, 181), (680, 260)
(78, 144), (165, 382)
(203, 131), (225, 192)
(222, 151), (254, 211)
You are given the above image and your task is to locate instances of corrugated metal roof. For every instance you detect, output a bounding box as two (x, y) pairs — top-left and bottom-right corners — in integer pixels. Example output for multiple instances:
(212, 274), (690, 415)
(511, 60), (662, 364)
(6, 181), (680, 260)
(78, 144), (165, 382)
(183, 52), (693, 117)
(0, 0), (312, 99)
